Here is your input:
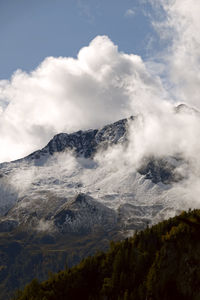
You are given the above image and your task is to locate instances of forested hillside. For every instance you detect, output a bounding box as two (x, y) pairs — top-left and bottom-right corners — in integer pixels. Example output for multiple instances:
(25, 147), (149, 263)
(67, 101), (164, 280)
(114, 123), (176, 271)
(14, 209), (200, 300)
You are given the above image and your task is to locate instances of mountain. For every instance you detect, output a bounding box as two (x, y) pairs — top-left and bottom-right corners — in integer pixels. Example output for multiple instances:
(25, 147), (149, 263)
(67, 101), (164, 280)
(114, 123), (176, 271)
(0, 106), (197, 298)
(0, 116), (183, 233)
(26, 117), (129, 160)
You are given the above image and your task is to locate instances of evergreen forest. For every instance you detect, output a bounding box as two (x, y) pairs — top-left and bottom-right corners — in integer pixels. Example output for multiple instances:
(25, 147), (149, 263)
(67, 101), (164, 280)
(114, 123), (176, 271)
(13, 209), (200, 300)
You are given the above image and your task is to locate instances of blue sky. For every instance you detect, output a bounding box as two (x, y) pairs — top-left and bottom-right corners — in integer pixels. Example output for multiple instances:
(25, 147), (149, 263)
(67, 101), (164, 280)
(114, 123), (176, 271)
(0, 0), (158, 79)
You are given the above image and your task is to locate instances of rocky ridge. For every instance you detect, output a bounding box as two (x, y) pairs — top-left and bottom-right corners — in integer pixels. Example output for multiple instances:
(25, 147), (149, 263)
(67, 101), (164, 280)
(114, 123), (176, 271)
(0, 115), (185, 236)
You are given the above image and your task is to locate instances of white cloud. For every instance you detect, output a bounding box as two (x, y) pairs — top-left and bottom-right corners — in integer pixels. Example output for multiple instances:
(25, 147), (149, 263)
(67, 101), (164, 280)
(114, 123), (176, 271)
(150, 0), (200, 108)
(0, 35), (165, 163)
(125, 8), (136, 17)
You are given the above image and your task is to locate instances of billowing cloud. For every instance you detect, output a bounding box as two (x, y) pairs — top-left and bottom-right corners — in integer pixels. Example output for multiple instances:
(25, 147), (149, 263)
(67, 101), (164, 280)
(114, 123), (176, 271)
(0, 35), (165, 163)
(150, 0), (200, 107)
(0, 0), (199, 168)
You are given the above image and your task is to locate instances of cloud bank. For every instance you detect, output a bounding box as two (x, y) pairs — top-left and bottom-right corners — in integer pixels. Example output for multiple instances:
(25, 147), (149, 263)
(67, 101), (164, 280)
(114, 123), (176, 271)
(0, 35), (165, 163)
(0, 0), (200, 165)
(150, 0), (200, 107)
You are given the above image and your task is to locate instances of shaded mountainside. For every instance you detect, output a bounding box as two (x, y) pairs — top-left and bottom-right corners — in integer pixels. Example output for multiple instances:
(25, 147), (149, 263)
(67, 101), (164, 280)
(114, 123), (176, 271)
(0, 224), (122, 300)
(14, 209), (200, 300)
(0, 109), (198, 299)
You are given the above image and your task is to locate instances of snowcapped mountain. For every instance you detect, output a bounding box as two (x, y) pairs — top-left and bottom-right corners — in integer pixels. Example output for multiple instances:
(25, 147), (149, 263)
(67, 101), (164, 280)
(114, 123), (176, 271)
(0, 111), (191, 236)
(26, 117), (129, 161)
(1, 104), (200, 299)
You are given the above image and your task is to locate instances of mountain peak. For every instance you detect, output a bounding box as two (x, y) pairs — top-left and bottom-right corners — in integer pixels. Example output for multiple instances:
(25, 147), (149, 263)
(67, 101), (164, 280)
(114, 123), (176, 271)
(175, 103), (199, 115)
(24, 117), (131, 163)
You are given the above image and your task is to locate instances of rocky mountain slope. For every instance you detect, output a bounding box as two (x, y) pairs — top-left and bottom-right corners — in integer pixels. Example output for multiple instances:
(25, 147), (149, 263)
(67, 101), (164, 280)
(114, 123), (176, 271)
(0, 115), (184, 235)
(0, 105), (198, 298)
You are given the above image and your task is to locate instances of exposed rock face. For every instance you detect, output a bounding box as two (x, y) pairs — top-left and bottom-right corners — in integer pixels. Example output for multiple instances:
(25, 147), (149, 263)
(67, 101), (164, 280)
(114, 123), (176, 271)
(25, 118), (129, 162)
(138, 157), (182, 184)
(54, 193), (117, 234)
(0, 115), (185, 236)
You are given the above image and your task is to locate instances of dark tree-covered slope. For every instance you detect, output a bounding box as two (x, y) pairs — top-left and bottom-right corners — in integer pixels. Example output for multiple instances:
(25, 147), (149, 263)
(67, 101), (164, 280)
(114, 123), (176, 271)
(14, 209), (200, 300)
